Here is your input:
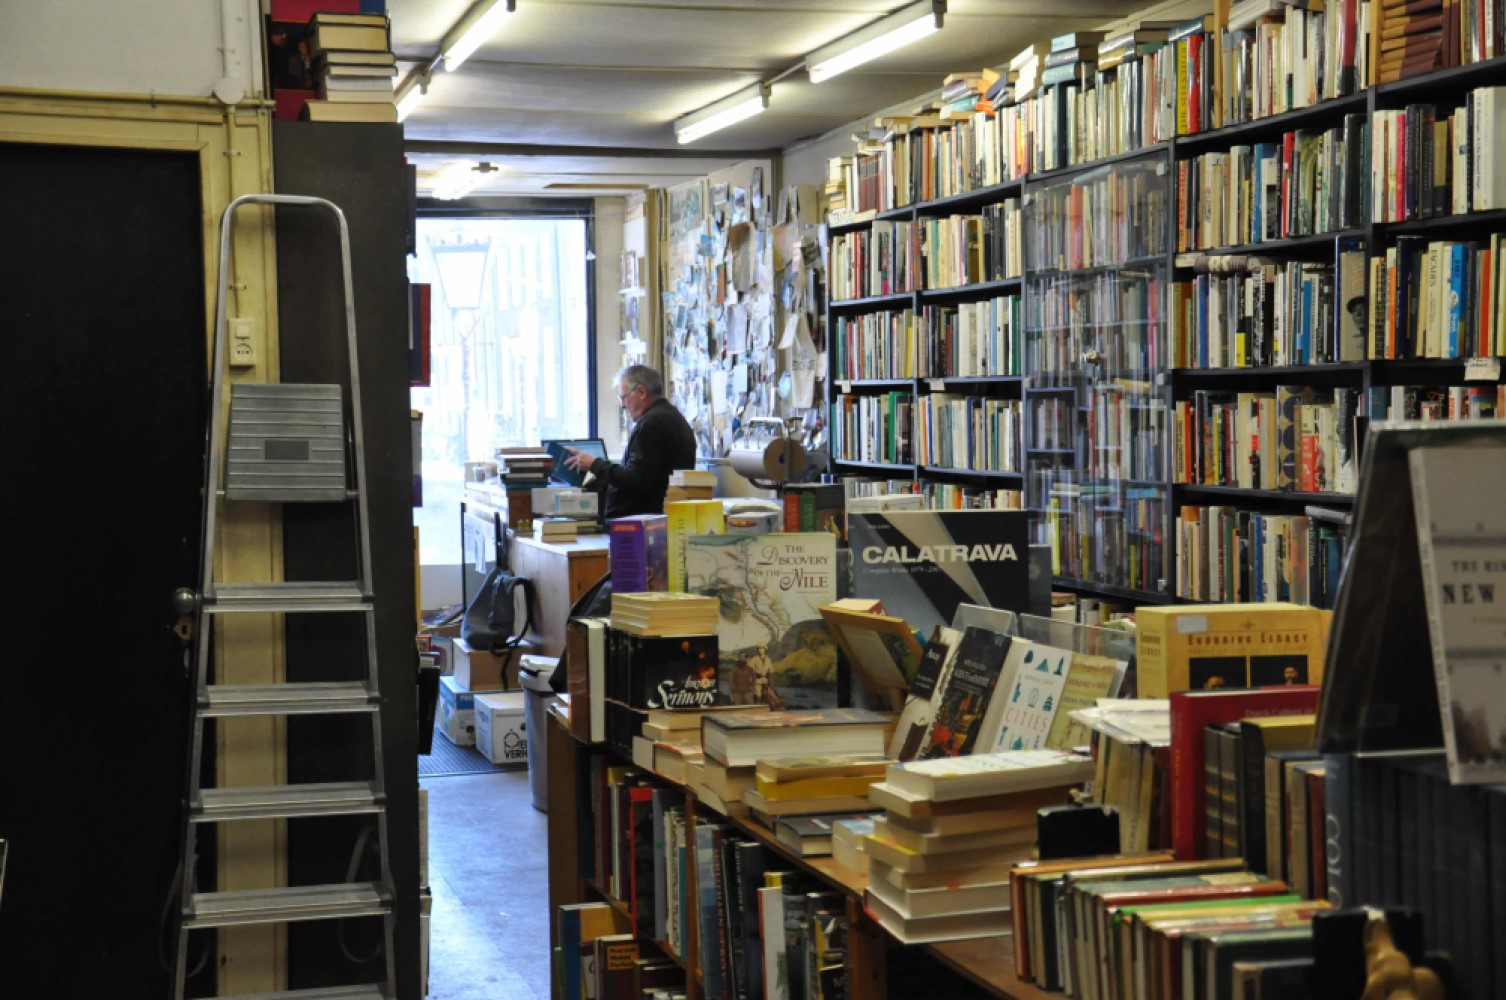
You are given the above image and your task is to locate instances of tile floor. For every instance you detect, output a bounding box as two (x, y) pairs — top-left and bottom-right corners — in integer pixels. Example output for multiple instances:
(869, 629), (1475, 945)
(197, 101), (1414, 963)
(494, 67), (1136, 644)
(423, 769), (553, 1000)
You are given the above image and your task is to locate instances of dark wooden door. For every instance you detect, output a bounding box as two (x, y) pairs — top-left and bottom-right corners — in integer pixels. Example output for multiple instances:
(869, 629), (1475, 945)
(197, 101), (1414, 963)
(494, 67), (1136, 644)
(0, 142), (208, 996)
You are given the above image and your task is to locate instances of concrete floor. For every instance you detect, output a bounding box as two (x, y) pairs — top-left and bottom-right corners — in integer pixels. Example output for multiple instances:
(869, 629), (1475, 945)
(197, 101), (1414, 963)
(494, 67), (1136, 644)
(423, 769), (552, 1000)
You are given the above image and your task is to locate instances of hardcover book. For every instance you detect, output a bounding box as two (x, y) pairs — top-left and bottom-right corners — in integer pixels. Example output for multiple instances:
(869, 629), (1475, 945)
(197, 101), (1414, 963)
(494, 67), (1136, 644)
(984, 640), (1071, 753)
(1135, 602), (1332, 698)
(917, 626), (1013, 759)
(847, 509), (1031, 638)
(1409, 443), (1506, 783)
(685, 532), (838, 709)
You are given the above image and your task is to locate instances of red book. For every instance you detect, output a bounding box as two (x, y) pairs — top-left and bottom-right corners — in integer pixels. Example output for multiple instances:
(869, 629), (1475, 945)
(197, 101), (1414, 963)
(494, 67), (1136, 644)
(1169, 687), (1322, 860)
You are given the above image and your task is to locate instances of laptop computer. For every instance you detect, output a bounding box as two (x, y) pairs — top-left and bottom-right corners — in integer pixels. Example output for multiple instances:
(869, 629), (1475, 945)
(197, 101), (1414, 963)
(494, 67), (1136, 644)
(543, 438), (608, 488)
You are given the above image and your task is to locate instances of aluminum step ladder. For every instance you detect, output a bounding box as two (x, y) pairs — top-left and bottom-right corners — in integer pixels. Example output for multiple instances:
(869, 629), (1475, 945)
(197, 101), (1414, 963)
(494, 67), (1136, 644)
(173, 194), (395, 1000)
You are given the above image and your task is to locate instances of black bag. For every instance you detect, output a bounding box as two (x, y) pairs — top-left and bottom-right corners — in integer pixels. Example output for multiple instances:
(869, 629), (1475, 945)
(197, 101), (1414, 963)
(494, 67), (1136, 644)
(461, 567), (534, 654)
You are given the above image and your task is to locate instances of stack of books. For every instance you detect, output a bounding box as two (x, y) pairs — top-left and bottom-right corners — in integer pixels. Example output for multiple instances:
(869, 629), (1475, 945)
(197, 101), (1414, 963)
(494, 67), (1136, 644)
(302, 11), (399, 122)
(1042, 30), (1103, 87)
(609, 592), (718, 637)
(939, 69), (1000, 118)
(862, 750), (1096, 944)
(665, 469), (715, 503)
(498, 448), (552, 488)
(1010, 42), (1049, 102)
(701, 709), (890, 771)
(743, 755), (889, 844)
(830, 816), (875, 875)
(538, 516), (579, 543)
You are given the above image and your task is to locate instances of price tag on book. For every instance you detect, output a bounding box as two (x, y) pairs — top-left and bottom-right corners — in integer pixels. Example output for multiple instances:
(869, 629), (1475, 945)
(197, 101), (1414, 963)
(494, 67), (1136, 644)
(1464, 357), (1501, 382)
(929, 379), (946, 392)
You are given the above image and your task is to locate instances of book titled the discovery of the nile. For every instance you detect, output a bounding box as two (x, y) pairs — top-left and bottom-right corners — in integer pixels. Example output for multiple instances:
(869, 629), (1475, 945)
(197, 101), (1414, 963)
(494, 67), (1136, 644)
(685, 532), (838, 709)
(847, 509), (1031, 637)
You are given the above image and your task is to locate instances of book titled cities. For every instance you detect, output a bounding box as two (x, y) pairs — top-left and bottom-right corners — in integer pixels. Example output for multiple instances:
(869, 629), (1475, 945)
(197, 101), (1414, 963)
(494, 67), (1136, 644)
(847, 509), (1031, 636)
(685, 532), (838, 709)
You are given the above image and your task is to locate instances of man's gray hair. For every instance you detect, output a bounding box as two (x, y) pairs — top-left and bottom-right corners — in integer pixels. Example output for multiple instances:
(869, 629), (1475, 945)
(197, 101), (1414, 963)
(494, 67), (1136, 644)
(617, 364), (664, 398)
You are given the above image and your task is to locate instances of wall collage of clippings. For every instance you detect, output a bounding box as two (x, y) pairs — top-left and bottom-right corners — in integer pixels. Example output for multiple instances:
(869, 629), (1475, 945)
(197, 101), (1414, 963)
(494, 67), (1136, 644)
(659, 166), (829, 467)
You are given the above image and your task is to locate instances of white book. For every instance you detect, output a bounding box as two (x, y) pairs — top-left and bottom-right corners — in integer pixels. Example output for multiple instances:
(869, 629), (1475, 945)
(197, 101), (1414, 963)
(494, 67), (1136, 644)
(1476, 87), (1506, 211)
(1409, 442), (1506, 784)
(983, 641), (1072, 753)
(758, 885), (788, 1000)
(884, 748), (1094, 802)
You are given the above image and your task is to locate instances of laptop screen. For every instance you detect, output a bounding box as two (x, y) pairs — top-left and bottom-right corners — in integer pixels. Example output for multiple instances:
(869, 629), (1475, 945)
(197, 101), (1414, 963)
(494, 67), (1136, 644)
(543, 438), (608, 487)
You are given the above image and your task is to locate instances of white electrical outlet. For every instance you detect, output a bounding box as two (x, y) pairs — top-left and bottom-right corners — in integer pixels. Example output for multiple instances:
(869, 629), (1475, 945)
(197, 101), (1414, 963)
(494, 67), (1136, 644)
(229, 317), (257, 368)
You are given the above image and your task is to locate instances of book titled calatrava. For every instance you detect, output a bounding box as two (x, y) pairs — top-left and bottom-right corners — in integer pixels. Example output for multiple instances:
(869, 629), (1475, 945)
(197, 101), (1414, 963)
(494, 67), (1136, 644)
(847, 509), (1031, 636)
(685, 532), (838, 709)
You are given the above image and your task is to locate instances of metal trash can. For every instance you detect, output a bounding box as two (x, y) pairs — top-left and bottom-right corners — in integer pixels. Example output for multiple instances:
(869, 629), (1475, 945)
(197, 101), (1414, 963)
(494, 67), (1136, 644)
(518, 656), (558, 813)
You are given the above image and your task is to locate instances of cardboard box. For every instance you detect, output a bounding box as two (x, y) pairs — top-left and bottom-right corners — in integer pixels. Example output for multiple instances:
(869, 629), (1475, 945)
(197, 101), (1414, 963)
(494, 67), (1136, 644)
(475, 690), (528, 767)
(1135, 602), (1332, 698)
(451, 636), (531, 691)
(438, 675), (475, 746)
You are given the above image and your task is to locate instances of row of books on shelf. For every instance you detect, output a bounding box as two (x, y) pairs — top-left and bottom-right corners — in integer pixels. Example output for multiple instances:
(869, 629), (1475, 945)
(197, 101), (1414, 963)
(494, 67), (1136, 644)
(1174, 232), (1506, 365)
(1034, 482), (1168, 592)
(1174, 506), (1350, 606)
(915, 395), (1021, 473)
(1026, 273), (1168, 376)
(1175, 118), (1368, 252)
(1371, 92), (1506, 221)
(830, 296), (1027, 381)
(1026, 164), (1172, 271)
(919, 296), (1024, 378)
(1028, 390), (1167, 482)
(918, 206), (1024, 289)
(828, 222), (919, 300)
(1172, 387), (1361, 493)
(831, 391), (914, 466)
(920, 481), (1025, 510)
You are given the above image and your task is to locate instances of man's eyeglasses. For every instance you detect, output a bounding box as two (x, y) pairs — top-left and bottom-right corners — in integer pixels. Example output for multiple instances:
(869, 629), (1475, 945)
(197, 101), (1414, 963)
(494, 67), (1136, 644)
(617, 386), (639, 404)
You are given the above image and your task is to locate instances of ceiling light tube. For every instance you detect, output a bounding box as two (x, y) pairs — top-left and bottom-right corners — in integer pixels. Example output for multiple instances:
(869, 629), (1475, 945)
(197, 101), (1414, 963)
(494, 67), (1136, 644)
(674, 82), (771, 145)
(396, 70), (430, 123)
(433, 161), (498, 200)
(806, 0), (944, 84)
(441, 0), (517, 72)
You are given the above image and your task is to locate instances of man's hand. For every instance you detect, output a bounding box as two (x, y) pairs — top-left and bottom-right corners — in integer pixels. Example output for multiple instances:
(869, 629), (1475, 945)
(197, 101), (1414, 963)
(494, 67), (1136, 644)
(562, 446), (596, 473)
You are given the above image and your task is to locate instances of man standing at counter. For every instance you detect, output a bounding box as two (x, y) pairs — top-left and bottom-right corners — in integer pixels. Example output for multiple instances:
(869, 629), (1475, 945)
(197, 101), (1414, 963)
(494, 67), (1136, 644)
(563, 364), (697, 518)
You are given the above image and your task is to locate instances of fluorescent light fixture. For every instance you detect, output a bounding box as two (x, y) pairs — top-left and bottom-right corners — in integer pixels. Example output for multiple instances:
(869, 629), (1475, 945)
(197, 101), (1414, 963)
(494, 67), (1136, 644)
(395, 71), (429, 123)
(441, 0), (517, 72)
(432, 161), (497, 200)
(674, 82), (771, 145)
(807, 1), (945, 83)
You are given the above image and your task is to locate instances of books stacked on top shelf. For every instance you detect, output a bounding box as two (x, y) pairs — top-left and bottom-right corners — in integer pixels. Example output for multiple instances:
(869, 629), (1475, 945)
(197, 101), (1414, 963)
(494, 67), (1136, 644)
(745, 755), (888, 836)
(823, 153), (864, 225)
(664, 468), (715, 503)
(1011, 42), (1048, 103)
(862, 750), (1095, 943)
(1042, 31), (1103, 88)
(497, 447), (553, 487)
(939, 69), (1001, 119)
(609, 592), (718, 637)
(1009, 853), (1325, 996)
(302, 11), (399, 122)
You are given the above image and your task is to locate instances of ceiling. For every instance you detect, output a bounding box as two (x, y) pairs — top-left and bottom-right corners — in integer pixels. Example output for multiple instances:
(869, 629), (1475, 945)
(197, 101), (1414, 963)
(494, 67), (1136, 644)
(391, 0), (1158, 197)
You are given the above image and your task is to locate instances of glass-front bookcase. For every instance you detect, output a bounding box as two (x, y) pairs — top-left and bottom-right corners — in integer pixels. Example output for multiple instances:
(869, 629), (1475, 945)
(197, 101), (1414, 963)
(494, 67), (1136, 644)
(1023, 154), (1171, 596)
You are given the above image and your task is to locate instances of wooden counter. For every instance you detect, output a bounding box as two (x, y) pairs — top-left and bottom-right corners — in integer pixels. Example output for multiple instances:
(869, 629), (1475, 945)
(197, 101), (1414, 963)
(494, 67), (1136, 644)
(508, 530), (610, 657)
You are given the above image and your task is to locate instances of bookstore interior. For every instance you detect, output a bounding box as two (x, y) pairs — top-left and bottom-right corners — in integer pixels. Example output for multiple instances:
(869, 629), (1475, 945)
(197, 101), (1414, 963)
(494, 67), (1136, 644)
(7, 1), (1506, 999)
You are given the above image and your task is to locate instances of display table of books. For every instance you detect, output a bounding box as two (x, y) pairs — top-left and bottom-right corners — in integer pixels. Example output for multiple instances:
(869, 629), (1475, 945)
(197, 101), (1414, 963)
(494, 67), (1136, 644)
(544, 704), (1057, 1000)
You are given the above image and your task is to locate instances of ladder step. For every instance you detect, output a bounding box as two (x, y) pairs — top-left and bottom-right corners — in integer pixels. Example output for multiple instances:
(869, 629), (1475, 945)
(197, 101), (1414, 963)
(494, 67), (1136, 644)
(206, 582), (371, 613)
(192, 782), (383, 822)
(184, 883), (390, 929)
(202, 682), (377, 717)
(219, 987), (387, 1000)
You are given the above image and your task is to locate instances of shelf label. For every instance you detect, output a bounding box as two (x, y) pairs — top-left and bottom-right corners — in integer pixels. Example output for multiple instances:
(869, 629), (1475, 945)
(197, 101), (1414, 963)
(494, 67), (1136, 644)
(838, 381), (851, 393)
(928, 379), (946, 392)
(1465, 357), (1501, 382)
